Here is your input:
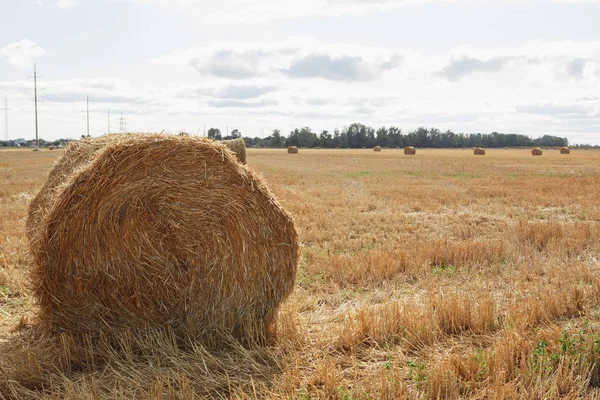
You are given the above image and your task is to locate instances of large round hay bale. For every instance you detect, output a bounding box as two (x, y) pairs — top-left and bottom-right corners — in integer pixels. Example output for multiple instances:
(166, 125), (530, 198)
(287, 146), (298, 154)
(404, 146), (416, 155)
(532, 148), (543, 156)
(373, 146), (382, 152)
(221, 137), (246, 164)
(27, 134), (123, 247)
(28, 134), (299, 343)
(474, 147), (485, 155)
(48, 146), (54, 151)
(560, 147), (570, 155)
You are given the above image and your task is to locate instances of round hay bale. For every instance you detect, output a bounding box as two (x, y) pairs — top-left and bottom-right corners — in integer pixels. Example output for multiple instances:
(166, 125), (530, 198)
(532, 148), (543, 156)
(287, 146), (298, 154)
(373, 146), (382, 152)
(404, 146), (416, 155)
(48, 146), (54, 151)
(28, 135), (299, 343)
(27, 134), (124, 247)
(221, 137), (247, 164)
(474, 147), (485, 155)
(560, 147), (571, 155)
(504, 147), (509, 150)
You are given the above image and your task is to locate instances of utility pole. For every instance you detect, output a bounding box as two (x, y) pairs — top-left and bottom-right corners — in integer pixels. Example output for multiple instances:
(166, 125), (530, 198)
(86, 96), (90, 137)
(108, 109), (110, 134)
(119, 113), (126, 133)
(34, 63), (39, 150)
(3, 95), (8, 141)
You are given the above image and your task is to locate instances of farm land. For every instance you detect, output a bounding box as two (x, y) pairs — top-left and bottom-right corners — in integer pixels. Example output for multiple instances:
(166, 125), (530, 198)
(1, 147), (600, 398)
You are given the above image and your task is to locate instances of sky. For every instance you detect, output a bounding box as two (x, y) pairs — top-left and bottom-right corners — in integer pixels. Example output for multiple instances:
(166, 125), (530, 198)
(0, 0), (599, 144)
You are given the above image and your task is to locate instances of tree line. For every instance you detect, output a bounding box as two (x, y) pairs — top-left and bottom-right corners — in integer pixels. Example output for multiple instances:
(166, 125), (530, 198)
(0, 123), (576, 148)
(239, 124), (569, 149)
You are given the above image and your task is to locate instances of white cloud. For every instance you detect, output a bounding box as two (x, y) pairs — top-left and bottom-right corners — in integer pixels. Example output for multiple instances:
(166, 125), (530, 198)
(207, 0), (458, 23)
(0, 39), (52, 69)
(437, 41), (600, 82)
(124, 0), (459, 22)
(207, 98), (279, 108)
(551, 0), (600, 3)
(284, 54), (381, 81)
(155, 38), (408, 82)
(56, 0), (75, 8)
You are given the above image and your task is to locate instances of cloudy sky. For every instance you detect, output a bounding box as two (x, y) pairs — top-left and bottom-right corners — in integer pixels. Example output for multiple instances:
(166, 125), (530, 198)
(1, 0), (599, 144)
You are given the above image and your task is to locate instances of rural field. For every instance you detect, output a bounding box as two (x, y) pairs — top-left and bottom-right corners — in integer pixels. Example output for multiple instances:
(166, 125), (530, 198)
(1, 146), (600, 399)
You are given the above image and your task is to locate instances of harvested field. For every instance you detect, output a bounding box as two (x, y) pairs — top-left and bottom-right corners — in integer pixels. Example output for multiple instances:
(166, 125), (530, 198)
(1, 147), (600, 398)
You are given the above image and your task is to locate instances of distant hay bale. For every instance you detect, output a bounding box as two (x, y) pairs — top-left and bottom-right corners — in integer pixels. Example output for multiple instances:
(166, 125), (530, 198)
(474, 147), (485, 155)
(560, 147), (571, 155)
(48, 146), (54, 151)
(505, 147), (509, 150)
(404, 146), (416, 155)
(221, 137), (247, 164)
(27, 134), (299, 343)
(532, 148), (543, 156)
(287, 146), (298, 154)
(373, 146), (382, 152)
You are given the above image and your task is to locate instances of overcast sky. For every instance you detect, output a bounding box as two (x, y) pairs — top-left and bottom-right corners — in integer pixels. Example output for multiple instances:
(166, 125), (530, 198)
(1, 0), (599, 144)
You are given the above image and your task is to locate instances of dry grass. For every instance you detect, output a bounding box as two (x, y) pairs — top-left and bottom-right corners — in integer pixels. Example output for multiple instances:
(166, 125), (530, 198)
(1, 147), (600, 399)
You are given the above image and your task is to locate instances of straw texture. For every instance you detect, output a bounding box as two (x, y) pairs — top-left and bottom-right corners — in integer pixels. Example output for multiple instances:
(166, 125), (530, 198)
(221, 138), (247, 164)
(28, 134), (299, 343)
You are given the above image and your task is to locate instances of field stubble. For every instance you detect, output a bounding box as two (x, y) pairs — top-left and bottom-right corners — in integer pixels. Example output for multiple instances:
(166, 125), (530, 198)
(1, 147), (600, 399)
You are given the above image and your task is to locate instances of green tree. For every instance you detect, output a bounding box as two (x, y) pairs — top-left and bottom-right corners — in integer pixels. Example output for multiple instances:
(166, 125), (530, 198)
(207, 128), (222, 140)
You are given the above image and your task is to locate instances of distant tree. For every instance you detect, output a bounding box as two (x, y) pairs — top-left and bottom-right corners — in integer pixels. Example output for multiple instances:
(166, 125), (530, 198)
(271, 129), (284, 147)
(207, 128), (222, 140)
(319, 130), (333, 148)
(286, 127), (318, 147)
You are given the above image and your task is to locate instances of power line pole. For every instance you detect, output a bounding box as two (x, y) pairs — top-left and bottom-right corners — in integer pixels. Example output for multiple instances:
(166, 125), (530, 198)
(86, 96), (90, 137)
(34, 63), (39, 150)
(107, 109), (110, 134)
(3, 95), (8, 141)
(119, 113), (126, 133)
